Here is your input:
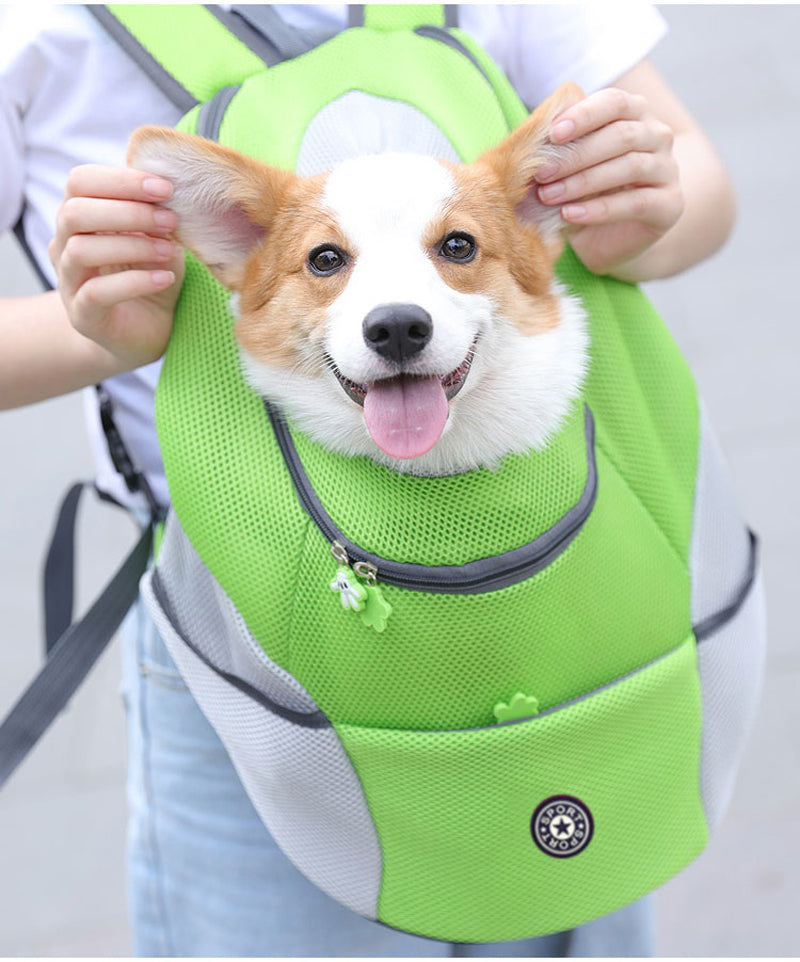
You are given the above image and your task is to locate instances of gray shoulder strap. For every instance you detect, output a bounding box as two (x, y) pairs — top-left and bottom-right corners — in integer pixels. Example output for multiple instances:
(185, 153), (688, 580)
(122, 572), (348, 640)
(348, 6), (459, 28)
(87, 5), (325, 112)
(209, 5), (322, 65)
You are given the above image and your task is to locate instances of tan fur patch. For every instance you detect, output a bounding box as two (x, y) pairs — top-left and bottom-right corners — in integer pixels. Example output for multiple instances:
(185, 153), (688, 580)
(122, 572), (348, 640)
(424, 161), (563, 335)
(234, 174), (356, 371)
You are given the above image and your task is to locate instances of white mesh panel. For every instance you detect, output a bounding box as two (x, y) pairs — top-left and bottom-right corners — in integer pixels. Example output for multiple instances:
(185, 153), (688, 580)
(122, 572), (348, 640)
(142, 571), (383, 919)
(156, 512), (317, 715)
(690, 403), (752, 624)
(697, 567), (767, 830)
(296, 91), (460, 177)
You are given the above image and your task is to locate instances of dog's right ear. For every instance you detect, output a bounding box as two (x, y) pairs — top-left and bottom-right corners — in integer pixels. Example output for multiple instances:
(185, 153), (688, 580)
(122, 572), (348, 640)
(476, 82), (584, 254)
(128, 127), (296, 289)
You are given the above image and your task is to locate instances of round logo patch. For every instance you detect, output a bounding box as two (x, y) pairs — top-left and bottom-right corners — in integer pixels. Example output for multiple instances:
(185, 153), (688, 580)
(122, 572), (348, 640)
(531, 795), (594, 858)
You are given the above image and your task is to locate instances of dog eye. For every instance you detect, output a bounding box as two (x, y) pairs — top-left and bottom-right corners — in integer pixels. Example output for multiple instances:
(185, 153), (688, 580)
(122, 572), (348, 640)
(308, 245), (346, 276)
(440, 232), (476, 262)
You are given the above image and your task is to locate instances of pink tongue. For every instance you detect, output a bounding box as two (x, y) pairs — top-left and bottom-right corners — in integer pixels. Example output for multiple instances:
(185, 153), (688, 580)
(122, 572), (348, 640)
(363, 375), (448, 459)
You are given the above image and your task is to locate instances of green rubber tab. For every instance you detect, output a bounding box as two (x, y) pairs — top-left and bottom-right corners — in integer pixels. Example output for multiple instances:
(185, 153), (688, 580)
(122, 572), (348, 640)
(359, 583), (393, 633)
(493, 693), (540, 723)
(106, 5), (267, 102)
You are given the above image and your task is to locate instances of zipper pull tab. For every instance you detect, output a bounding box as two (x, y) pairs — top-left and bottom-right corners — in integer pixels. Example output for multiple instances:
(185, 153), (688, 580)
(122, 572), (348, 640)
(330, 541), (367, 612)
(329, 542), (392, 631)
(353, 561), (392, 633)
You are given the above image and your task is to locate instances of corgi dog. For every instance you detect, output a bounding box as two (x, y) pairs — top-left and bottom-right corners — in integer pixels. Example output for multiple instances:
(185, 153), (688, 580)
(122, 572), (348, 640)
(128, 82), (588, 477)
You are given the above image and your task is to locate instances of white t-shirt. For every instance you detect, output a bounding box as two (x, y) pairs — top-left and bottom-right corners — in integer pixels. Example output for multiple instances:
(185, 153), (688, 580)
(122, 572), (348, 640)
(0, 3), (667, 508)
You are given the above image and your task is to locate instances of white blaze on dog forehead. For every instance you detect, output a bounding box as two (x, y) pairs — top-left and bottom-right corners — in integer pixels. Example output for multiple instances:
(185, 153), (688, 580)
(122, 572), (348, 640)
(322, 153), (456, 242)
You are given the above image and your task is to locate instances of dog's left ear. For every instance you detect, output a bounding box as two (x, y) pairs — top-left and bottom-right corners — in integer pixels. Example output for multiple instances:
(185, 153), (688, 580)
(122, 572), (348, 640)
(128, 127), (297, 288)
(477, 82), (584, 248)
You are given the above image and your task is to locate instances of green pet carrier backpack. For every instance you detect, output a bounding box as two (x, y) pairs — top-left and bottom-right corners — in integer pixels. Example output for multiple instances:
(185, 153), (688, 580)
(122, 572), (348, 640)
(89, 4), (764, 943)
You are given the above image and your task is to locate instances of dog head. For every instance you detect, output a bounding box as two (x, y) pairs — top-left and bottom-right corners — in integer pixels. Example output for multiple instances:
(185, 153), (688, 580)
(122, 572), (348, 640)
(128, 82), (588, 475)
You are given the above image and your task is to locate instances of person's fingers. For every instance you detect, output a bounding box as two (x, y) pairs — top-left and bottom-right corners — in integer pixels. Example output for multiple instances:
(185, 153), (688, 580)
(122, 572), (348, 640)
(560, 185), (684, 232)
(548, 87), (647, 144)
(59, 234), (175, 284)
(71, 269), (176, 335)
(536, 119), (672, 185)
(538, 150), (676, 206)
(55, 196), (178, 244)
(65, 164), (173, 203)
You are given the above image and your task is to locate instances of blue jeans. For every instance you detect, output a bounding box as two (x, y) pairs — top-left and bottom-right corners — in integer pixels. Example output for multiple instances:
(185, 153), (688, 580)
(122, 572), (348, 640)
(122, 598), (655, 957)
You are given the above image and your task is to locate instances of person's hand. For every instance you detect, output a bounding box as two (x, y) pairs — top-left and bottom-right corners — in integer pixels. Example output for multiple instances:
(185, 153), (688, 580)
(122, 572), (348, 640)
(49, 165), (185, 372)
(536, 87), (684, 277)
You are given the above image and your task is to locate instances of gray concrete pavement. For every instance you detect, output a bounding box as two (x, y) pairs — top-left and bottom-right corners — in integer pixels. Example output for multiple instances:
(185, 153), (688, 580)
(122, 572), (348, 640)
(0, 5), (798, 957)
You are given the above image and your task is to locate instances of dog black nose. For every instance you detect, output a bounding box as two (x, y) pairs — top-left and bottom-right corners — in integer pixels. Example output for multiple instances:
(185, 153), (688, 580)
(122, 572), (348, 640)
(363, 304), (433, 363)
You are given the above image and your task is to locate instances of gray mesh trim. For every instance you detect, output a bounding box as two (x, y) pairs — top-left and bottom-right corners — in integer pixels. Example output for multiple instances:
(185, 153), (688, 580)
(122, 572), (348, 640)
(142, 572), (382, 918)
(414, 26), (488, 83)
(155, 512), (318, 715)
(295, 90), (460, 178)
(691, 404), (766, 830)
(197, 84), (241, 142)
(150, 570), (329, 728)
(697, 564), (767, 830)
(694, 531), (758, 641)
(205, 5), (285, 66)
(690, 403), (753, 625)
(227, 5), (321, 61)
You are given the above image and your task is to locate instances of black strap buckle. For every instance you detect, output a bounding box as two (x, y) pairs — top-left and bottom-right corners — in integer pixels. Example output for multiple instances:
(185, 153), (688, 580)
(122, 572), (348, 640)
(96, 384), (163, 521)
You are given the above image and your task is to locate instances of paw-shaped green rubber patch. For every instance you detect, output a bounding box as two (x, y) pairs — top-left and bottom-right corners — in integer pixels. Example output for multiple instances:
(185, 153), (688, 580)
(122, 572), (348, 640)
(359, 584), (393, 632)
(493, 692), (540, 723)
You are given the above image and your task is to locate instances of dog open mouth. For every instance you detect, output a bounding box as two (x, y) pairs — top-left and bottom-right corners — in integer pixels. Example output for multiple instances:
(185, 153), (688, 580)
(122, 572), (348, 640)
(331, 341), (476, 460)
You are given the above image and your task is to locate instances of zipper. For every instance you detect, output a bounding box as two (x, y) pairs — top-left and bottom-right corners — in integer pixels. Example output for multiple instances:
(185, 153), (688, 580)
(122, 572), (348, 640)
(266, 402), (597, 595)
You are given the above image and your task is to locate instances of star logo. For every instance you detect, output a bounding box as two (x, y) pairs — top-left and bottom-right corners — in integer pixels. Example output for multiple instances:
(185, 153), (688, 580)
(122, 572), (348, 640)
(551, 815), (575, 839)
(531, 795), (594, 858)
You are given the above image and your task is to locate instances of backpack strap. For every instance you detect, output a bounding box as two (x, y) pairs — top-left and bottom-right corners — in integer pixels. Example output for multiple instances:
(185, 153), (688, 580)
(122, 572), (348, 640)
(349, 5), (457, 30)
(86, 5), (275, 110)
(220, 6), (322, 62)
(0, 494), (153, 788)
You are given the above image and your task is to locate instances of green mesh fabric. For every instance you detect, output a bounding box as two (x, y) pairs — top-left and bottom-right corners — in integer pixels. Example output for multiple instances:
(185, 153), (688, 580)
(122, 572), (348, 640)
(338, 637), (707, 941)
(450, 28), (531, 132)
(214, 29), (514, 168)
(560, 247), (699, 564)
(160, 253), (694, 732)
(152, 17), (707, 941)
(106, 5), (268, 102)
(283, 442), (689, 730)
(290, 404), (588, 566)
(158, 26), (699, 730)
